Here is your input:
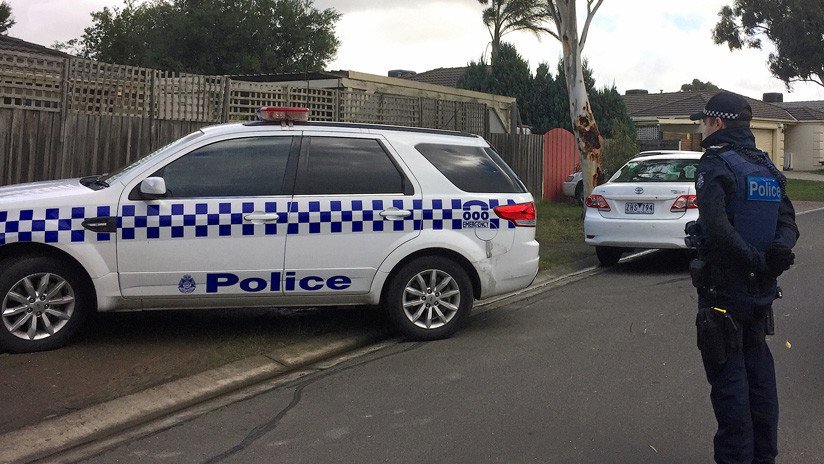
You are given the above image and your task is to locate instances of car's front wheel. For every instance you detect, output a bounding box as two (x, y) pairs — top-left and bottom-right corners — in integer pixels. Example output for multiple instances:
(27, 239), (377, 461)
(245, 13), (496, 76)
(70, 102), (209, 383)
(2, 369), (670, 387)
(0, 256), (92, 353)
(385, 256), (473, 340)
(574, 181), (584, 205)
(595, 246), (623, 266)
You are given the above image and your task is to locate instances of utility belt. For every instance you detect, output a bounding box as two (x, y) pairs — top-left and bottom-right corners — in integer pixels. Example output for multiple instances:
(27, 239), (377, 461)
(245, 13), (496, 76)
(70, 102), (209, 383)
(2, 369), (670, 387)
(691, 258), (779, 365)
(690, 257), (782, 301)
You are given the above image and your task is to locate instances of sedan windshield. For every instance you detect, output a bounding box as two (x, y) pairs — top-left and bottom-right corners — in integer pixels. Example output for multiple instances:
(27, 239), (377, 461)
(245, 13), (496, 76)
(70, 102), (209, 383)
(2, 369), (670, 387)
(610, 158), (698, 183)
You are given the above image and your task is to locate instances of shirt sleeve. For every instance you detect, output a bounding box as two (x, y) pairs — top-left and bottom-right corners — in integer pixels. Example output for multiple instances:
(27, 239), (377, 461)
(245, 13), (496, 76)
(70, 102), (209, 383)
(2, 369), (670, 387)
(695, 156), (767, 272)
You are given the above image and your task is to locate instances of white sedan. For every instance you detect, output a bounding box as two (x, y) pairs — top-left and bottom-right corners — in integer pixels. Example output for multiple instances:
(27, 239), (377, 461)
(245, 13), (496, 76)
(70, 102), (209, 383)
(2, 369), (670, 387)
(583, 151), (702, 265)
(562, 171), (583, 203)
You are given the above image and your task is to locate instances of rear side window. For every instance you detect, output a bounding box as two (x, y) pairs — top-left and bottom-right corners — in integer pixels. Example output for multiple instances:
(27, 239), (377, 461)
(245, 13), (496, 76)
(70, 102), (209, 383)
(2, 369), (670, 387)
(296, 137), (408, 195)
(415, 143), (526, 193)
(611, 158), (699, 183)
(158, 136), (293, 197)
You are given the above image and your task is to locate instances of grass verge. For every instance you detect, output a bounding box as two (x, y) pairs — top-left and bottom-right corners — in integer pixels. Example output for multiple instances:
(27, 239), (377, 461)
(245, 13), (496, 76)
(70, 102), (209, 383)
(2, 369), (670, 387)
(786, 178), (824, 201)
(535, 199), (591, 272)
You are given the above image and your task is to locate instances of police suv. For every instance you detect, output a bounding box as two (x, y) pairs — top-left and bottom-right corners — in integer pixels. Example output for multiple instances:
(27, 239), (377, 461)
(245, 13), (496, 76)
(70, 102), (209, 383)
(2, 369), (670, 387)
(0, 107), (539, 352)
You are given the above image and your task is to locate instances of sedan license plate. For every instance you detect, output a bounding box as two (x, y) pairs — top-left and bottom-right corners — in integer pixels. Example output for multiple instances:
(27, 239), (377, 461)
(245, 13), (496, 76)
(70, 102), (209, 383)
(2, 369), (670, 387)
(625, 202), (654, 214)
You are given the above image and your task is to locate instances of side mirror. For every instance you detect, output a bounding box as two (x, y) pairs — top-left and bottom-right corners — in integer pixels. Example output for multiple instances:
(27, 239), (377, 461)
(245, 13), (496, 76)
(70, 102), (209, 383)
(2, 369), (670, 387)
(139, 177), (167, 199)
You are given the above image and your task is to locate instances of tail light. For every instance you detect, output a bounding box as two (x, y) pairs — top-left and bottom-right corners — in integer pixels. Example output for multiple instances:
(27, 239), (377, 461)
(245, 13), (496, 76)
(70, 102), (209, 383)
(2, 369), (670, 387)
(493, 201), (536, 227)
(585, 194), (610, 211)
(671, 195), (698, 212)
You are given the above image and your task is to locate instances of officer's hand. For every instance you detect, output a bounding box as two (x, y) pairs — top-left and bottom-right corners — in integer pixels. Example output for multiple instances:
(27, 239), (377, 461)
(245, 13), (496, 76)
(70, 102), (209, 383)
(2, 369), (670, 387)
(765, 245), (795, 276)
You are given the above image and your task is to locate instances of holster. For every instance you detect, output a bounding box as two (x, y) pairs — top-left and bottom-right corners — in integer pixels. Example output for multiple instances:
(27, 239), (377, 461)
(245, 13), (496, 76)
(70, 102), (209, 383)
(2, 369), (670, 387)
(766, 307), (775, 336)
(689, 258), (710, 290)
(696, 307), (742, 365)
(767, 286), (782, 336)
(741, 304), (776, 347)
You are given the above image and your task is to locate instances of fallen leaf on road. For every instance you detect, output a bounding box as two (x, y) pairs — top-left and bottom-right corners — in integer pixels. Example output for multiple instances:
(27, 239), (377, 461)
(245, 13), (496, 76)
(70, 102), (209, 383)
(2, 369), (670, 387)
(785, 340), (792, 349)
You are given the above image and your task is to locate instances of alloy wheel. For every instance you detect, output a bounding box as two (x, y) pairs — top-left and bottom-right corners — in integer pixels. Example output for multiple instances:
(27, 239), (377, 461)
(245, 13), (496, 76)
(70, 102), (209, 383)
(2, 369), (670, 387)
(401, 268), (461, 329)
(2, 273), (75, 341)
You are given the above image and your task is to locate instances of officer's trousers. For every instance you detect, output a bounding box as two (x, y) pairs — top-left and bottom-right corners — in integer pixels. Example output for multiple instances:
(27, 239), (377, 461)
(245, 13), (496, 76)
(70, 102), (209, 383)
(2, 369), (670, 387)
(701, 312), (778, 464)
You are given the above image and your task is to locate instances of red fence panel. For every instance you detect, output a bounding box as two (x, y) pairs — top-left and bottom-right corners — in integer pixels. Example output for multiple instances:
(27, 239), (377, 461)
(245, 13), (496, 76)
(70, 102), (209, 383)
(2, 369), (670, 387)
(542, 128), (578, 200)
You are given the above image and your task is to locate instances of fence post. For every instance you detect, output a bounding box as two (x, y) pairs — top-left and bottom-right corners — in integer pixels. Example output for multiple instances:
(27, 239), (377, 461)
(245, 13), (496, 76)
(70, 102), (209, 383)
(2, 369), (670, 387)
(149, 71), (156, 149)
(57, 57), (71, 179)
(222, 76), (231, 122)
(484, 104), (490, 139)
(509, 101), (518, 163)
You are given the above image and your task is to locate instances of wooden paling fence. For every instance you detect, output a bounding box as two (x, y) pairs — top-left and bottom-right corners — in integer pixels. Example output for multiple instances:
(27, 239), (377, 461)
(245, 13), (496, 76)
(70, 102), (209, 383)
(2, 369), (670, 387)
(489, 133), (544, 199)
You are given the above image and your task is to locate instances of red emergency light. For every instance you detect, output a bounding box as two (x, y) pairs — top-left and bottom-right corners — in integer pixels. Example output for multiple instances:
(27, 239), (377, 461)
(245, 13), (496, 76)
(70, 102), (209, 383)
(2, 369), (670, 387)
(256, 106), (310, 123)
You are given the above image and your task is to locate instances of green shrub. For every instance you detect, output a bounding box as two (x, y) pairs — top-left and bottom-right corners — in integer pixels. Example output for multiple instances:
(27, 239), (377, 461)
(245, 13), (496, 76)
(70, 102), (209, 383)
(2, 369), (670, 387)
(602, 118), (639, 178)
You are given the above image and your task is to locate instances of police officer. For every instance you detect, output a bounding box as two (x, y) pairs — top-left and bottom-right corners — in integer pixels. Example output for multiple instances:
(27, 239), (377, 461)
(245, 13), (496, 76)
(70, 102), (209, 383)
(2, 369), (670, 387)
(687, 92), (799, 464)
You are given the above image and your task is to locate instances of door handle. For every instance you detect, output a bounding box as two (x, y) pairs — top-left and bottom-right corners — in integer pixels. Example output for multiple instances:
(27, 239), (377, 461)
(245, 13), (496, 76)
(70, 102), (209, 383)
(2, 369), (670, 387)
(380, 208), (411, 220)
(243, 213), (279, 223)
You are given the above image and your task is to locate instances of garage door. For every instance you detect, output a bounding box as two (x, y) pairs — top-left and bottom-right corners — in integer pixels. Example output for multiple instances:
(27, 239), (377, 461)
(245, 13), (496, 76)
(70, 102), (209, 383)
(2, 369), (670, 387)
(753, 128), (774, 155)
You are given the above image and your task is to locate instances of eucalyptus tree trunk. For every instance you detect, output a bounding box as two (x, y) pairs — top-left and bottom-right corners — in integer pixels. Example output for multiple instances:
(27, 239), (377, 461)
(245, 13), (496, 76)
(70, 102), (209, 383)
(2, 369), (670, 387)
(549, 0), (604, 198)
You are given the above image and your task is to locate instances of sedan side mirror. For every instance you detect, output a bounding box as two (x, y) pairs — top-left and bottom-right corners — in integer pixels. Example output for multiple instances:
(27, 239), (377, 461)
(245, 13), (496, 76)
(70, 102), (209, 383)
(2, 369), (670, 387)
(139, 177), (167, 199)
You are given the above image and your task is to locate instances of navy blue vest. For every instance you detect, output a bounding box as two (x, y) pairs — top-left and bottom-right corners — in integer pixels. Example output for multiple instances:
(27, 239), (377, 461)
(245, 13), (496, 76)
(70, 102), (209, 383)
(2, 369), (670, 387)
(708, 148), (781, 306)
(717, 149), (781, 252)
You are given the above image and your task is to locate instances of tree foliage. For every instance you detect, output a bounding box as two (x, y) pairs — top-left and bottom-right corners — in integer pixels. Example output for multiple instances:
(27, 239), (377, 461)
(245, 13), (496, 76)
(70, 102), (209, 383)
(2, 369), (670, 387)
(74, 0), (340, 75)
(461, 48), (634, 151)
(477, 0), (550, 63)
(0, 1), (15, 34)
(602, 119), (639, 177)
(458, 43), (533, 122)
(713, 0), (824, 88)
(532, 60), (634, 136)
(680, 79), (719, 92)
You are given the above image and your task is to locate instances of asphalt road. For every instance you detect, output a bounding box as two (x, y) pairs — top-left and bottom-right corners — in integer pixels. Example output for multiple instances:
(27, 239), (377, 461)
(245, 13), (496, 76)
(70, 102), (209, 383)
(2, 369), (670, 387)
(75, 208), (824, 464)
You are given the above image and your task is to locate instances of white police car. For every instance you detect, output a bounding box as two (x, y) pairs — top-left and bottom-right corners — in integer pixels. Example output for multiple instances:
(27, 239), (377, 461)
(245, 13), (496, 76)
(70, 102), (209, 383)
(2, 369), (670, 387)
(0, 107), (539, 352)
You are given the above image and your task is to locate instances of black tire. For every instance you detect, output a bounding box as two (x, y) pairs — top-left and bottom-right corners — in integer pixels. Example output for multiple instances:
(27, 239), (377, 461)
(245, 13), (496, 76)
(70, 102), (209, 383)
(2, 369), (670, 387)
(384, 256), (473, 341)
(574, 181), (584, 205)
(0, 256), (93, 353)
(595, 246), (623, 266)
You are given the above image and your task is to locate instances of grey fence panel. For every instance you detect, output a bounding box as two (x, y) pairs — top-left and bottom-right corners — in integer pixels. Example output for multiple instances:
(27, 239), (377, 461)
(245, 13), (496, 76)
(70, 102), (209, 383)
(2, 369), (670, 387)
(0, 108), (63, 183)
(489, 133), (543, 198)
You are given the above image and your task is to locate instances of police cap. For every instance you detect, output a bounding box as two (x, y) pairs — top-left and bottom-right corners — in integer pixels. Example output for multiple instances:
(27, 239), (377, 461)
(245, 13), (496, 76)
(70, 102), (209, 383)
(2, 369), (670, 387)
(689, 91), (753, 121)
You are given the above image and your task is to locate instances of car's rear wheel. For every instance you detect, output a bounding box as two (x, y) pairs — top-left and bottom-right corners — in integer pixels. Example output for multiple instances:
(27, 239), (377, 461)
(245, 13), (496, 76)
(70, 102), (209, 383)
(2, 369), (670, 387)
(595, 246), (623, 266)
(385, 256), (473, 340)
(0, 256), (92, 353)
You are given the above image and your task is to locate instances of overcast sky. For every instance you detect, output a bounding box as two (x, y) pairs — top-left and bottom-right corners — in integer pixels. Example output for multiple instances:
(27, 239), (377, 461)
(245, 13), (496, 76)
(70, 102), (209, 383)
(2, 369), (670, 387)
(6, 0), (824, 102)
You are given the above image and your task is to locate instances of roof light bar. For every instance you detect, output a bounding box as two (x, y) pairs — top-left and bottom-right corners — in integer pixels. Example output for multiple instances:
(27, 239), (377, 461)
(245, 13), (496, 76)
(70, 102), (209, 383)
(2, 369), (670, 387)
(256, 106), (310, 123)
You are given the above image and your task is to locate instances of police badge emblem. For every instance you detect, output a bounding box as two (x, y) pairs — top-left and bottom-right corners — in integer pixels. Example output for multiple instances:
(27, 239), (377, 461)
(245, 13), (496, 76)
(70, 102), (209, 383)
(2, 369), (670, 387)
(178, 274), (196, 294)
(696, 172), (705, 189)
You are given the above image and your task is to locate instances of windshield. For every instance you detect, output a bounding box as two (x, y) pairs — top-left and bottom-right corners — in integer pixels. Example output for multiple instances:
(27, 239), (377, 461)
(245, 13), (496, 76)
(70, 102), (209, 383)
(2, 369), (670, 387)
(102, 130), (205, 184)
(610, 158), (699, 183)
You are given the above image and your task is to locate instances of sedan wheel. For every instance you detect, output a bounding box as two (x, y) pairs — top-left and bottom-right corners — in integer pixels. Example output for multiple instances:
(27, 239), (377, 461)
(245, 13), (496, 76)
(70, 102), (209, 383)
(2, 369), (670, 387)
(574, 181), (584, 205)
(0, 257), (91, 353)
(386, 257), (473, 340)
(595, 246), (623, 266)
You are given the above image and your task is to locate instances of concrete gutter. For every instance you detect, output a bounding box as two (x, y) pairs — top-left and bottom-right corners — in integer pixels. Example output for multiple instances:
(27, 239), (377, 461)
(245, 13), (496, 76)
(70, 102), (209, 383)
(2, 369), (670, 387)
(0, 331), (390, 464)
